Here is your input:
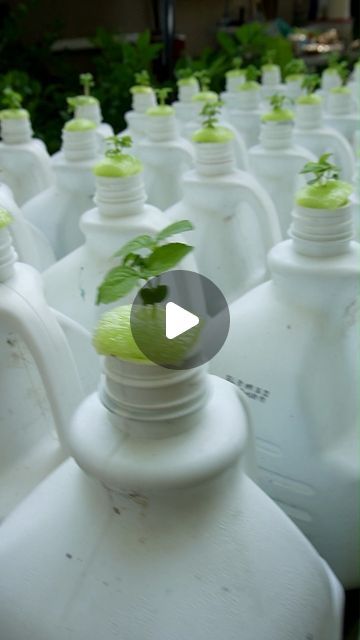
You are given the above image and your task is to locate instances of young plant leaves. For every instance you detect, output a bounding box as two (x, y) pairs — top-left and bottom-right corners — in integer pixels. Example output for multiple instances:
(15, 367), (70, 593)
(156, 220), (194, 243)
(145, 243), (193, 276)
(113, 234), (155, 258)
(140, 284), (168, 305)
(96, 266), (139, 304)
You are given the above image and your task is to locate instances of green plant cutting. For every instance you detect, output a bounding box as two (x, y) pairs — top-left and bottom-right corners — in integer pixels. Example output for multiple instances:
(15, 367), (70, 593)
(296, 153), (352, 209)
(94, 220), (199, 365)
(285, 58), (306, 80)
(192, 101), (233, 143)
(176, 68), (197, 85)
(297, 74), (321, 104)
(80, 72), (95, 96)
(94, 135), (142, 177)
(147, 87), (173, 116)
(0, 208), (12, 228)
(226, 56), (245, 78)
(238, 65), (261, 91)
(262, 93), (294, 122)
(0, 86), (28, 119)
(262, 49), (277, 70)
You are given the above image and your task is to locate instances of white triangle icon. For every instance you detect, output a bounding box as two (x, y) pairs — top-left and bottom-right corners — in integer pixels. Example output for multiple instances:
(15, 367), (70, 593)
(165, 302), (199, 340)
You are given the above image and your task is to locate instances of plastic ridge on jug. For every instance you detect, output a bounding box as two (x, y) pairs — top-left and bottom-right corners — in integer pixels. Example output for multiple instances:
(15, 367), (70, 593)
(211, 156), (359, 587)
(0, 88), (54, 205)
(0, 301), (344, 639)
(0, 210), (88, 518)
(166, 114), (281, 303)
(248, 98), (316, 235)
(22, 117), (101, 259)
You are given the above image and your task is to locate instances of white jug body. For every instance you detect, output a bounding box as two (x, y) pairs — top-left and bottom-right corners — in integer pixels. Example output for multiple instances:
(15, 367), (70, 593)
(0, 140), (54, 205)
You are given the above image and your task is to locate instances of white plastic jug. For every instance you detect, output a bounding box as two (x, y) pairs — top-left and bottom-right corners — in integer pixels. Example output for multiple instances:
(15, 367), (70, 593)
(74, 96), (113, 152)
(122, 86), (157, 153)
(220, 68), (246, 109)
(166, 130), (281, 303)
(211, 200), (360, 588)
(294, 97), (356, 182)
(0, 110), (54, 205)
(0, 214), (86, 519)
(138, 106), (195, 210)
(181, 93), (250, 171)
(0, 348), (343, 640)
(260, 64), (283, 101)
(224, 82), (262, 148)
(324, 88), (359, 150)
(0, 181), (55, 271)
(284, 75), (305, 101)
(173, 76), (200, 133)
(347, 61), (360, 107)
(249, 118), (316, 235)
(42, 158), (169, 332)
(22, 119), (101, 259)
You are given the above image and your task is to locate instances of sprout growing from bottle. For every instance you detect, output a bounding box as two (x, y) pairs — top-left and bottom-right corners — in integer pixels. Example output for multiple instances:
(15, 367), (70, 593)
(300, 153), (339, 185)
(232, 56), (243, 69)
(263, 50), (276, 65)
(301, 74), (320, 94)
(200, 101), (223, 129)
(195, 70), (211, 91)
(105, 135), (133, 159)
(134, 70), (151, 86)
(2, 87), (23, 110)
(96, 220), (194, 306)
(155, 87), (172, 105)
(80, 73), (95, 96)
(285, 59), (306, 77)
(269, 93), (292, 111)
(245, 65), (260, 82)
(177, 68), (195, 81)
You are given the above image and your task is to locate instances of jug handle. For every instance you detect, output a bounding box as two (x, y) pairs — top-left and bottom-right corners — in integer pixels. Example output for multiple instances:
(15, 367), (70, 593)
(239, 174), (282, 265)
(0, 285), (84, 451)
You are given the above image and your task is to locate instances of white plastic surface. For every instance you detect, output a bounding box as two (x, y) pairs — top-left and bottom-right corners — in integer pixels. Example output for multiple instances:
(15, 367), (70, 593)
(0, 138), (54, 205)
(211, 229), (360, 587)
(0, 362), (343, 639)
(166, 143), (281, 303)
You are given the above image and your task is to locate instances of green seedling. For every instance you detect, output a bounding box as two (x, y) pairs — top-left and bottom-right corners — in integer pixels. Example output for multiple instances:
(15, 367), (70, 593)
(195, 70), (211, 91)
(245, 65), (260, 82)
(300, 152), (339, 185)
(269, 93), (292, 111)
(155, 87), (171, 105)
(232, 56), (243, 69)
(177, 68), (195, 80)
(200, 101), (223, 129)
(96, 220), (194, 306)
(80, 73), (95, 96)
(301, 74), (320, 94)
(2, 87), (23, 110)
(105, 135), (132, 159)
(285, 59), (306, 77)
(134, 70), (150, 86)
(263, 49), (276, 65)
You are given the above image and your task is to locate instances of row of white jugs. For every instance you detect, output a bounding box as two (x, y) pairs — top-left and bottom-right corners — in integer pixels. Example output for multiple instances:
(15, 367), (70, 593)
(0, 64), (359, 639)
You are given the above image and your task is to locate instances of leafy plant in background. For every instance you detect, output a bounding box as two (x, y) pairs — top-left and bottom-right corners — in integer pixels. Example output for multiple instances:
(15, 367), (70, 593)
(96, 220), (194, 305)
(285, 58), (307, 77)
(302, 73), (320, 94)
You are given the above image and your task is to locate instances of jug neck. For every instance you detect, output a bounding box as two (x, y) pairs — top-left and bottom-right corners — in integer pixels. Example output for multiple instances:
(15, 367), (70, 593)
(237, 88), (260, 111)
(260, 120), (294, 149)
(1, 116), (33, 144)
(327, 90), (353, 115)
(132, 90), (156, 114)
(295, 102), (322, 129)
(62, 128), (98, 161)
(321, 70), (342, 91)
(195, 141), (236, 176)
(289, 202), (354, 258)
(100, 357), (209, 437)
(225, 74), (246, 93)
(146, 113), (178, 141)
(94, 173), (146, 217)
(261, 66), (281, 86)
(75, 101), (102, 126)
(0, 226), (17, 281)
(178, 80), (199, 102)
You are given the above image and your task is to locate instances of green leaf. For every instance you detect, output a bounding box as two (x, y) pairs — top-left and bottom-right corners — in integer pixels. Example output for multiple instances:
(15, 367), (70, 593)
(96, 266), (139, 304)
(156, 220), (194, 243)
(113, 235), (155, 258)
(144, 243), (193, 275)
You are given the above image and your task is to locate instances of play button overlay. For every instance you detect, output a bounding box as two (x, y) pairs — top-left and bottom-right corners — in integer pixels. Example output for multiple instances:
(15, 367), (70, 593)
(165, 302), (199, 340)
(130, 269), (230, 369)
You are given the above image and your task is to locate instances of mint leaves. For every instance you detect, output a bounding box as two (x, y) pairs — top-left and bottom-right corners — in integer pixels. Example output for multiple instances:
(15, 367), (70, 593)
(302, 73), (320, 94)
(2, 87), (22, 110)
(200, 101), (222, 128)
(105, 134), (132, 158)
(300, 153), (339, 185)
(96, 220), (194, 305)
(80, 73), (95, 96)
